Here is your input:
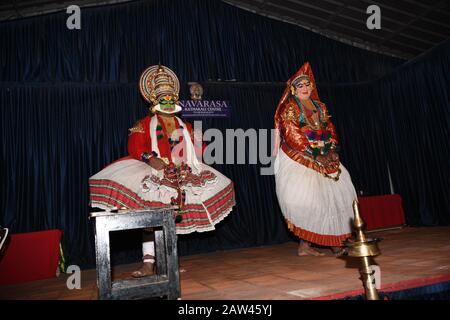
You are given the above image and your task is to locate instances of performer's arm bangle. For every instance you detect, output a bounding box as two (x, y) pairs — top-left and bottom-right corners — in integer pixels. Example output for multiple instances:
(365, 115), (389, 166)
(141, 152), (152, 163)
(141, 151), (159, 163)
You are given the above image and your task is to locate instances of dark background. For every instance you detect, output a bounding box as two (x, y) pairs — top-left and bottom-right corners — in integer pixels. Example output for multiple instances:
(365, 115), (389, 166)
(0, 0), (448, 268)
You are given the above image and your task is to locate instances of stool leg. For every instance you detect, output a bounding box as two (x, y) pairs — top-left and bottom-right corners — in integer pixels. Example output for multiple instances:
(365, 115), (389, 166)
(154, 228), (166, 275)
(95, 219), (112, 300)
(164, 216), (180, 300)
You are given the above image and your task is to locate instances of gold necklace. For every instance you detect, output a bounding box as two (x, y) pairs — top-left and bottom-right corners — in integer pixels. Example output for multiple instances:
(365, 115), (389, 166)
(301, 101), (321, 130)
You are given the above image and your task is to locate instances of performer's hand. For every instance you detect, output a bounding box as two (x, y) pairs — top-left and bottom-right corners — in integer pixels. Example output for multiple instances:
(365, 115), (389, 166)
(329, 151), (339, 163)
(148, 157), (166, 170)
(316, 155), (329, 166)
(326, 152), (340, 172)
(317, 154), (336, 166)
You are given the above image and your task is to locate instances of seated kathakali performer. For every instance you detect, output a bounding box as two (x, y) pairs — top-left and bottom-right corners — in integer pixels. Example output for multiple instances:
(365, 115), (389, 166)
(274, 62), (357, 257)
(89, 65), (235, 277)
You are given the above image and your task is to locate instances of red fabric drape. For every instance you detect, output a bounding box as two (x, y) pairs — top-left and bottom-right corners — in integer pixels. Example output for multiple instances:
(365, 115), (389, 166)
(0, 230), (62, 286)
(358, 194), (406, 231)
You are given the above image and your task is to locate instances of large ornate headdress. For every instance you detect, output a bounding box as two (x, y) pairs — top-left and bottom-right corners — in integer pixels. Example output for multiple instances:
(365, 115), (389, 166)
(139, 64), (182, 114)
(277, 61), (320, 109)
(273, 62), (321, 155)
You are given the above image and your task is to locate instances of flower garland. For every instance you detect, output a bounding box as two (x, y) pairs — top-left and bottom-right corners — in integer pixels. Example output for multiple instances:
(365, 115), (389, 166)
(293, 97), (335, 158)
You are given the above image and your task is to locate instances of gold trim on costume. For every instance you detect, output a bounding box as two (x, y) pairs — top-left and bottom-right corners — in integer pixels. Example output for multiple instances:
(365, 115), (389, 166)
(281, 143), (341, 180)
(128, 121), (145, 135)
(280, 103), (298, 121)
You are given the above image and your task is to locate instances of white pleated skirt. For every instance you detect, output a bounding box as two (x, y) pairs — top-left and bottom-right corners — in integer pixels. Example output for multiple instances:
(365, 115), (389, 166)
(274, 148), (357, 246)
(89, 159), (235, 234)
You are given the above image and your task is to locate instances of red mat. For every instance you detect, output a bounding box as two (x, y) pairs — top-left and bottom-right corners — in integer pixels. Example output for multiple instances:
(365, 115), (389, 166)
(0, 230), (62, 286)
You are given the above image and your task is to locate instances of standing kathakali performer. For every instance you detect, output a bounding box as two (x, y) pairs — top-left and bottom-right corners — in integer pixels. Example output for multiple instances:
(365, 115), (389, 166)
(274, 62), (357, 256)
(89, 65), (235, 276)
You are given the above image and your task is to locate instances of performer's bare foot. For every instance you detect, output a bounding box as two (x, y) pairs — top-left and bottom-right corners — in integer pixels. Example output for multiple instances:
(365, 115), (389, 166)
(131, 255), (155, 278)
(297, 242), (325, 256)
(331, 246), (348, 257)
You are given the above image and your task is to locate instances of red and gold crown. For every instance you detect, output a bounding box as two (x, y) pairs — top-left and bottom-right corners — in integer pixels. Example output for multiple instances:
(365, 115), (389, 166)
(275, 61), (321, 114)
(287, 61), (320, 101)
(139, 64), (180, 105)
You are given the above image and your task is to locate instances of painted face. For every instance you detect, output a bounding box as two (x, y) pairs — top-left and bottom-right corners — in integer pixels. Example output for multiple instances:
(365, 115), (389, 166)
(159, 95), (177, 112)
(295, 79), (313, 101)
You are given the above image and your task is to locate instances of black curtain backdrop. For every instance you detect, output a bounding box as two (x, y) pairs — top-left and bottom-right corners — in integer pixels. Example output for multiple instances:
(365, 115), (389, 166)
(1, 0), (449, 268)
(0, 0), (401, 83)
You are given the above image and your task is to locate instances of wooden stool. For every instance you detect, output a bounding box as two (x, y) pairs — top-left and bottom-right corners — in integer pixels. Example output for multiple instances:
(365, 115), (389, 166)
(90, 209), (180, 300)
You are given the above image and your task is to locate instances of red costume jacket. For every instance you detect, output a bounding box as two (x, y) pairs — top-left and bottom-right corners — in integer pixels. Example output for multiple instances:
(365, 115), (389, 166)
(128, 115), (202, 163)
(275, 97), (340, 175)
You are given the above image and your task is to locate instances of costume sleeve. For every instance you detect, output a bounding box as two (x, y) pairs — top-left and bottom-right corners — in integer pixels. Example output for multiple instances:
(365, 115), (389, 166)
(277, 102), (310, 152)
(127, 120), (152, 161)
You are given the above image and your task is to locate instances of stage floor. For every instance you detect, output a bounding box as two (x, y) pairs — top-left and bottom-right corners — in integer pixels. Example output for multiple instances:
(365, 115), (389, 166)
(1, 226), (450, 300)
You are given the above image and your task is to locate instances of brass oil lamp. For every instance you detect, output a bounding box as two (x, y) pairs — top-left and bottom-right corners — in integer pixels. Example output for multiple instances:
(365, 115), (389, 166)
(344, 199), (382, 300)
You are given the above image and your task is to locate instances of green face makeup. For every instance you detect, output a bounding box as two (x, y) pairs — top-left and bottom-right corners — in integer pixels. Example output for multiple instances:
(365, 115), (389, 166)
(159, 96), (177, 111)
